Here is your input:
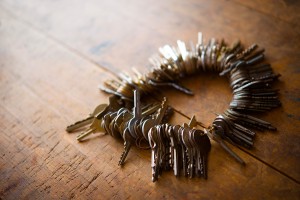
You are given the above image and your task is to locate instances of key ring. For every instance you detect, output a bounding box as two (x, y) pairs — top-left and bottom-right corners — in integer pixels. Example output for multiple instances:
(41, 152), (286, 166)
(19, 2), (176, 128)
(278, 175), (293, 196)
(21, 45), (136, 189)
(66, 32), (281, 182)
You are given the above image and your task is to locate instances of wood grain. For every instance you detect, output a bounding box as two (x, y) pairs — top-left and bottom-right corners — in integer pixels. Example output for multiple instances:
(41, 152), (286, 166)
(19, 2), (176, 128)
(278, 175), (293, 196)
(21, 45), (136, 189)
(0, 0), (299, 199)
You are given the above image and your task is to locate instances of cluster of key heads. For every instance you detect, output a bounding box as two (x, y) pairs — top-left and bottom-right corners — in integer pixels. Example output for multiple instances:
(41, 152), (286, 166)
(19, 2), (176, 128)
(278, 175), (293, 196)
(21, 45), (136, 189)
(66, 32), (281, 181)
(149, 120), (211, 181)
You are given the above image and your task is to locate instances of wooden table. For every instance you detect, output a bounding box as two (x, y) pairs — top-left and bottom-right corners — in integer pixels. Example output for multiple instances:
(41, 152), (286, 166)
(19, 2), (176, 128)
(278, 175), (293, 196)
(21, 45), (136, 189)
(0, 0), (299, 199)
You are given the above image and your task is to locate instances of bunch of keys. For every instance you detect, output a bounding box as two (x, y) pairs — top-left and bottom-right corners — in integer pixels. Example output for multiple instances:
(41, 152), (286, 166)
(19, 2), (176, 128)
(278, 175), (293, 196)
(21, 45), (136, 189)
(66, 90), (175, 167)
(66, 32), (281, 182)
(149, 116), (211, 182)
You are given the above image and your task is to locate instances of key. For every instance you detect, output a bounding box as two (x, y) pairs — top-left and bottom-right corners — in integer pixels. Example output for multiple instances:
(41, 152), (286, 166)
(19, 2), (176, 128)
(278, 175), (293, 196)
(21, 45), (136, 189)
(164, 123), (174, 171)
(199, 130), (211, 179)
(171, 125), (181, 176)
(161, 124), (171, 171)
(148, 126), (159, 182)
(156, 125), (165, 177)
(141, 97), (168, 138)
(109, 112), (121, 139)
(148, 79), (194, 96)
(127, 89), (142, 139)
(189, 129), (202, 177)
(104, 112), (117, 137)
(119, 92), (159, 165)
(181, 126), (195, 178)
(76, 114), (105, 141)
(102, 112), (113, 135)
(118, 127), (135, 166)
(166, 125), (175, 170)
(66, 104), (108, 133)
(118, 103), (160, 140)
(177, 126), (188, 177)
(188, 115), (198, 128)
(208, 126), (245, 165)
(161, 106), (174, 124)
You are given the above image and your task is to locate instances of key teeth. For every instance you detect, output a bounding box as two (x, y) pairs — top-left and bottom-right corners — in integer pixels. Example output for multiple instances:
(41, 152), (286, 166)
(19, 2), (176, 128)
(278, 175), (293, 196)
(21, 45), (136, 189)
(118, 151), (125, 166)
(119, 143), (131, 166)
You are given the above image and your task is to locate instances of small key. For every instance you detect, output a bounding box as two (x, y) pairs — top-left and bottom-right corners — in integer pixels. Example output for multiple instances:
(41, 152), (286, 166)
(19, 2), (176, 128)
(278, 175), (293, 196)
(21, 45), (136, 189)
(66, 104), (108, 132)
(76, 115), (105, 141)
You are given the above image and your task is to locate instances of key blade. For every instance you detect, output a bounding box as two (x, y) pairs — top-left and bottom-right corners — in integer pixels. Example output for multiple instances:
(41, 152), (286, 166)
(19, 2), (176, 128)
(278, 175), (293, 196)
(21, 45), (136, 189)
(76, 128), (95, 141)
(66, 116), (93, 132)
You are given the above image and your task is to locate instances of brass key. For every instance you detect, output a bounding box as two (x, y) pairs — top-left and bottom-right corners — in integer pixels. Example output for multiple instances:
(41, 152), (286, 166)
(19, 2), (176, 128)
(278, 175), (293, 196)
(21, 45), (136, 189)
(66, 104), (108, 132)
(76, 114), (105, 141)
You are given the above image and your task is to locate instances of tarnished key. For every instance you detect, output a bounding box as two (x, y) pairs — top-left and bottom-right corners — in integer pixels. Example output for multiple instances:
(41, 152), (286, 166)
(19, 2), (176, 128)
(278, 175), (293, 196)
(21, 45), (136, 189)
(76, 114), (105, 141)
(128, 89), (142, 139)
(163, 124), (173, 170)
(156, 125), (164, 178)
(66, 104), (108, 132)
(166, 125), (175, 170)
(177, 126), (188, 177)
(161, 124), (171, 171)
(199, 130), (211, 179)
(119, 127), (135, 166)
(148, 126), (159, 182)
(119, 89), (143, 166)
(189, 129), (201, 177)
(181, 126), (195, 178)
(171, 125), (181, 176)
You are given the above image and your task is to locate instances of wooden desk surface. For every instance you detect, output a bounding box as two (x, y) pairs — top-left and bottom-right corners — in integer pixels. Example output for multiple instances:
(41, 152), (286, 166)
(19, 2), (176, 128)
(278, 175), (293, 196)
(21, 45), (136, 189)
(0, 0), (299, 199)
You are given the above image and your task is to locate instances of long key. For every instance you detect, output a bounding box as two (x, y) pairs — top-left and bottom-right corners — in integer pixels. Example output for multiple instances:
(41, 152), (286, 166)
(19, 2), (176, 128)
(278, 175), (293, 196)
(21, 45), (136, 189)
(118, 101), (160, 166)
(128, 89), (142, 139)
(66, 104), (108, 132)
(76, 115), (105, 141)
